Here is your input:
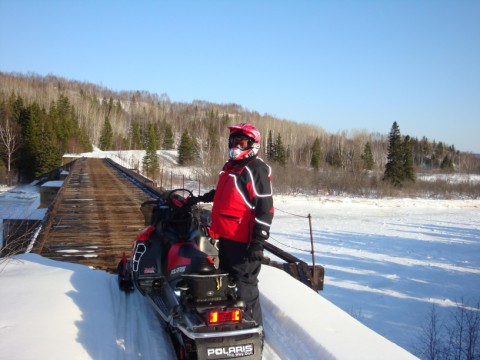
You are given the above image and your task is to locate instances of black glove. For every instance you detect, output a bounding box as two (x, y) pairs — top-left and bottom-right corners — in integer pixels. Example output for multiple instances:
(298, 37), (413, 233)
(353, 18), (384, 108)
(190, 189), (215, 205)
(188, 196), (201, 205)
(247, 240), (264, 262)
(201, 189), (216, 202)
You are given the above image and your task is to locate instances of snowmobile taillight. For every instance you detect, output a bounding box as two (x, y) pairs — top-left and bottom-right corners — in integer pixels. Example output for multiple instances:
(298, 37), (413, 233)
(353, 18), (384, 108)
(208, 309), (241, 324)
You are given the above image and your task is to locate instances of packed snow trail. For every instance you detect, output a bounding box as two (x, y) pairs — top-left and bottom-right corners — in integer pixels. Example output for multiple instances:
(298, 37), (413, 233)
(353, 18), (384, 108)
(0, 254), (417, 359)
(107, 277), (174, 359)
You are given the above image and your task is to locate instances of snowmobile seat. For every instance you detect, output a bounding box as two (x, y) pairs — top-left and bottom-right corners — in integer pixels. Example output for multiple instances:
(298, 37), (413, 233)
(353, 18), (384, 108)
(166, 242), (216, 277)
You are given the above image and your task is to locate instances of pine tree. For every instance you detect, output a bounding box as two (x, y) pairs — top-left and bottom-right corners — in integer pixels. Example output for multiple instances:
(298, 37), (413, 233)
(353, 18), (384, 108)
(178, 128), (194, 165)
(162, 123), (174, 150)
(142, 123), (159, 176)
(53, 95), (76, 153)
(99, 118), (113, 150)
(383, 121), (404, 186)
(203, 120), (220, 164)
(10, 94), (26, 128)
(266, 130), (275, 161)
(207, 121), (219, 152)
(440, 154), (455, 172)
(77, 126), (93, 152)
(275, 133), (287, 166)
(361, 141), (374, 170)
(20, 102), (44, 180)
(310, 137), (321, 171)
(130, 121), (142, 150)
(36, 118), (61, 177)
(403, 135), (415, 182)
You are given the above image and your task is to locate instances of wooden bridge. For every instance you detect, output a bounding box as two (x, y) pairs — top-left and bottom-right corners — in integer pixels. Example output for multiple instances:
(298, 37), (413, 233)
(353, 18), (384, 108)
(33, 158), (155, 272)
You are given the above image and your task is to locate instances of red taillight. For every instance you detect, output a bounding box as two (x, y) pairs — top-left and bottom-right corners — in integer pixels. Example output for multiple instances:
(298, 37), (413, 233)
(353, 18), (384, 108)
(208, 309), (241, 324)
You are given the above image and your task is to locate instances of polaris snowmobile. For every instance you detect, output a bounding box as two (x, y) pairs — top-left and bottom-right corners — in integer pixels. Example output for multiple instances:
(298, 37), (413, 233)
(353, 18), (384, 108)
(117, 189), (263, 360)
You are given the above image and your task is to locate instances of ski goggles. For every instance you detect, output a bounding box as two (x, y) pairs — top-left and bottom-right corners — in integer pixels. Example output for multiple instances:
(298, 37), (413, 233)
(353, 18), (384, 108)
(229, 136), (254, 150)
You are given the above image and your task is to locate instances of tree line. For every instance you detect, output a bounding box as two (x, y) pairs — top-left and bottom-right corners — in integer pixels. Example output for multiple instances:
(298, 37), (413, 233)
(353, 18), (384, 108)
(1, 72), (479, 196)
(0, 92), (92, 183)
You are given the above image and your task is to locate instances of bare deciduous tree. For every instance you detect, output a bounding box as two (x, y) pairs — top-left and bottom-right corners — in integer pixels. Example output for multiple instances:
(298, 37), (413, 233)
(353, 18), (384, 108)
(445, 299), (480, 360)
(0, 112), (21, 185)
(417, 304), (443, 360)
(416, 300), (480, 360)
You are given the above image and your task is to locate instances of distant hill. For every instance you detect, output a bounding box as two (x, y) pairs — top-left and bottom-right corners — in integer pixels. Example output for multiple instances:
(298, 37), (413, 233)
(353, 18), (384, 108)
(1, 71), (479, 197)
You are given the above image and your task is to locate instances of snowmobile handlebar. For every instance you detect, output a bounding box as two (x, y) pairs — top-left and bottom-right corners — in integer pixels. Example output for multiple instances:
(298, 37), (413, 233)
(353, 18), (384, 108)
(166, 188), (196, 208)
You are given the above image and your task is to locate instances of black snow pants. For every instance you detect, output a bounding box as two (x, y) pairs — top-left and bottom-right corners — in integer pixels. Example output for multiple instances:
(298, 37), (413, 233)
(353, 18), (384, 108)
(218, 238), (263, 326)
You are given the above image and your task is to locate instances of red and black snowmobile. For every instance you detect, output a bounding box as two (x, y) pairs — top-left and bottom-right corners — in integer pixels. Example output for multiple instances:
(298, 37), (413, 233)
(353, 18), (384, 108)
(117, 189), (263, 360)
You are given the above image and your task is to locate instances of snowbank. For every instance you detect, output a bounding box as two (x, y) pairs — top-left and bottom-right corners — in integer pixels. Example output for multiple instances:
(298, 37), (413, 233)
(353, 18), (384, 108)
(0, 254), (417, 359)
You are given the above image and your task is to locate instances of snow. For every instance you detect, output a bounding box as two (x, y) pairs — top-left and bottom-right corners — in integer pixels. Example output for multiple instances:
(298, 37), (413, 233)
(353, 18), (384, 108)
(41, 180), (64, 188)
(0, 183), (41, 245)
(0, 254), (416, 360)
(272, 194), (480, 355)
(1, 149), (479, 359)
(65, 146), (197, 180)
(417, 173), (480, 184)
(0, 254), (173, 360)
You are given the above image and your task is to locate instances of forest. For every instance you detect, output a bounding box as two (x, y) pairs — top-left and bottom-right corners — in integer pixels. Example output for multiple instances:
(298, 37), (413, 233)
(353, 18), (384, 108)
(1, 71), (479, 197)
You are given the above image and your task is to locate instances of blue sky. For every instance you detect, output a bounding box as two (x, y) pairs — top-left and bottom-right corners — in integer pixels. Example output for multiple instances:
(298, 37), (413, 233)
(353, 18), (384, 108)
(1, 1), (479, 153)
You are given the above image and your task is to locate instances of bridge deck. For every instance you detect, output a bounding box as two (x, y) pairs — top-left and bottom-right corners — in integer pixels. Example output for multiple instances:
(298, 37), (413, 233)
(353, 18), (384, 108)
(36, 158), (154, 272)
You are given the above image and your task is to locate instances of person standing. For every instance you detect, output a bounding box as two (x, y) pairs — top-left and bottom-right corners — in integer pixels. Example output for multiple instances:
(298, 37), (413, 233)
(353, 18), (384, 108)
(197, 123), (274, 326)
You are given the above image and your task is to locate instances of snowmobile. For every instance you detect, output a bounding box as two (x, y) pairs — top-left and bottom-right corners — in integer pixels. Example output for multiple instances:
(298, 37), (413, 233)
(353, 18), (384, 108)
(118, 189), (263, 360)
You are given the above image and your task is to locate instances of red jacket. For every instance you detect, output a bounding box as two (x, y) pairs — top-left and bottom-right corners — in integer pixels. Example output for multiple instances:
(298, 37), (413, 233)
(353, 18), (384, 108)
(210, 157), (274, 243)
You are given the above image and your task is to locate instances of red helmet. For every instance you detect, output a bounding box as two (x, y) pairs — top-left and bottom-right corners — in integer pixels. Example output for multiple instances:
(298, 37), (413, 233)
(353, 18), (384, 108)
(228, 123), (261, 143)
(227, 123), (261, 160)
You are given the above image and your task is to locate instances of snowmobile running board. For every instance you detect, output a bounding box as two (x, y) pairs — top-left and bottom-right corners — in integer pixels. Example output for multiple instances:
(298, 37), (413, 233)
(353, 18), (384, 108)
(263, 242), (324, 291)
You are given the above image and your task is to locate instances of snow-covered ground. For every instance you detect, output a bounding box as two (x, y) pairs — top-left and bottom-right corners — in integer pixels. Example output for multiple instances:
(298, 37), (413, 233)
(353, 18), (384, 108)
(272, 194), (480, 355)
(1, 149), (479, 359)
(417, 172), (480, 184)
(0, 253), (418, 360)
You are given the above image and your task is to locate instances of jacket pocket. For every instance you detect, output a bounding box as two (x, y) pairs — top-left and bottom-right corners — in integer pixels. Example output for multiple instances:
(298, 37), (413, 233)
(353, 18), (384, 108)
(212, 213), (248, 242)
(219, 213), (242, 224)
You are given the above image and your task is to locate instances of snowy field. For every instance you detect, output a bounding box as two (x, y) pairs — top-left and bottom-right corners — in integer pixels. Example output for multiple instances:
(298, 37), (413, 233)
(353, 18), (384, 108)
(272, 195), (480, 354)
(1, 150), (479, 359)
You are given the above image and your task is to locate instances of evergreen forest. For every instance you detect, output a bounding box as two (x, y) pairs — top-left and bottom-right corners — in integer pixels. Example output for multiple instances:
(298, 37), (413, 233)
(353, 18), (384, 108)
(1, 72), (479, 197)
